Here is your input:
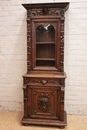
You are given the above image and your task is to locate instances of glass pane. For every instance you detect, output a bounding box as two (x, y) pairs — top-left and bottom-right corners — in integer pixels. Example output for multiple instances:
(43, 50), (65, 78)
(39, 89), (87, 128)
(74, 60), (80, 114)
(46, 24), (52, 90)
(36, 44), (55, 58)
(36, 24), (55, 42)
(36, 24), (55, 67)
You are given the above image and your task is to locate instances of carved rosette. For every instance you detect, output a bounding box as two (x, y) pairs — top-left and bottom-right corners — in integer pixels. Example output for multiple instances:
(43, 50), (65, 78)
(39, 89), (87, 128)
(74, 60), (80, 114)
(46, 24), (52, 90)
(38, 93), (51, 112)
(27, 20), (32, 71)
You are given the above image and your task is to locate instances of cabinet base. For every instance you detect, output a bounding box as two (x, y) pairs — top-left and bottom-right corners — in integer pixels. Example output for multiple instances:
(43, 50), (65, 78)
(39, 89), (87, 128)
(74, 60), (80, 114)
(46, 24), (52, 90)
(21, 111), (67, 128)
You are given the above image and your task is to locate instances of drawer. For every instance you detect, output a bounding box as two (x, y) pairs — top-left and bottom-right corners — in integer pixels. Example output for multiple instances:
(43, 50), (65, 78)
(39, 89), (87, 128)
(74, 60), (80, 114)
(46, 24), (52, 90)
(23, 77), (65, 86)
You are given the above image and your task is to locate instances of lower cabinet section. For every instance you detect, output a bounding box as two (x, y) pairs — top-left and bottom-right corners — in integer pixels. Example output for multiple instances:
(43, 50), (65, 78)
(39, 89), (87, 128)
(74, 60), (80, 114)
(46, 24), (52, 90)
(27, 86), (60, 119)
(21, 73), (67, 128)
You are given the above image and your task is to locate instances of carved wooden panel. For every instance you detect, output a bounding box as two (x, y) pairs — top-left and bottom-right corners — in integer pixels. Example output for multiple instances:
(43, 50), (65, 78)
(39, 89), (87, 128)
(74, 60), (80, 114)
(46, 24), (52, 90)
(23, 77), (65, 86)
(27, 8), (65, 17)
(38, 93), (51, 112)
(27, 87), (60, 119)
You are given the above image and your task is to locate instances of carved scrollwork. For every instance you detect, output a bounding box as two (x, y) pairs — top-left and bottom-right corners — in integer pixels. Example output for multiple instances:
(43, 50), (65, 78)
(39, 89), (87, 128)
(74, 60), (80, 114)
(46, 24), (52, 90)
(32, 10), (43, 16)
(38, 93), (51, 112)
(27, 16), (31, 72)
(27, 60), (31, 71)
(27, 33), (31, 42)
(24, 78), (27, 84)
(27, 10), (31, 18)
(32, 80), (41, 83)
(23, 85), (27, 90)
(27, 60), (31, 65)
(24, 97), (27, 101)
(60, 60), (64, 66)
(60, 9), (65, 17)
(60, 87), (64, 103)
(60, 20), (64, 72)
(30, 79), (59, 84)
(60, 87), (64, 120)
(27, 46), (31, 53)
(48, 9), (60, 15)
(27, 9), (64, 17)
(47, 80), (59, 84)
(60, 34), (64, 42)
(60, 79), (65, 85)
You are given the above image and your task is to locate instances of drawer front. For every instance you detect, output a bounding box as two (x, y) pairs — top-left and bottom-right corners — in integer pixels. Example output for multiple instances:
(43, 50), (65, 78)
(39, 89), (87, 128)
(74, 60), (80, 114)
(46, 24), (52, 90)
(23, 77), (65, 86)
(27, 85), (60, 119)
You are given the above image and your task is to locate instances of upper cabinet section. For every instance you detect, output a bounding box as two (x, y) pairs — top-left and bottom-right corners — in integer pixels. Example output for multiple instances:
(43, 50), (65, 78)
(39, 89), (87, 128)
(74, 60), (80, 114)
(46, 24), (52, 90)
(22, 3), (69, 72)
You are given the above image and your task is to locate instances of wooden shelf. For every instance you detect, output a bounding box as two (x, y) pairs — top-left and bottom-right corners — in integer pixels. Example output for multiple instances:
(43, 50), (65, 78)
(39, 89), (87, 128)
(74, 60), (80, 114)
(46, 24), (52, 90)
(36, 42), (55, 44)
(33, 66), (57, 71)
(36, 58), (55, 61)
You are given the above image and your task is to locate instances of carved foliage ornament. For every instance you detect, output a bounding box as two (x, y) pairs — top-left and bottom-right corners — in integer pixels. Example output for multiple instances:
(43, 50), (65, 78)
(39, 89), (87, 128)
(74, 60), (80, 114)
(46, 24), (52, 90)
(31, 79), (59, 84)
(27, 20), (32, 71)
(38, 93), (51, 112)
(27, 9), (65, 17)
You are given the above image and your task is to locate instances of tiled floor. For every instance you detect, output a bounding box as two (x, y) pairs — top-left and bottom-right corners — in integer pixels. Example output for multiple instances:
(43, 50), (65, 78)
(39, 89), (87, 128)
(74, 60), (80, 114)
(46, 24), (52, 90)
(0, 111), (87, 130)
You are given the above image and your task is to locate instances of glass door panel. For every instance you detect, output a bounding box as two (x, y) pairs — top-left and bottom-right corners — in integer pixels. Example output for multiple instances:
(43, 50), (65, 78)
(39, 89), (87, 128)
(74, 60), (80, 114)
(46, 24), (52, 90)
(36, 24), (55, 67)
(36, 24), (55, 42)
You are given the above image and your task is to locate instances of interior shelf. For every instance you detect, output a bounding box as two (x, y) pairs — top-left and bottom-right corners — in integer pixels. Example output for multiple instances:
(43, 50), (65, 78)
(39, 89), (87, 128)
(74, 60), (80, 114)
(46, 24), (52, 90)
(36, 42), (55, 44)
(36, 58), (55, 61)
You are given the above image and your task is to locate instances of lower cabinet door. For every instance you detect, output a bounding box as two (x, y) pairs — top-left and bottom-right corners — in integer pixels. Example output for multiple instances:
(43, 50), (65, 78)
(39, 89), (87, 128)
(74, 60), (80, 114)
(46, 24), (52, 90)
(27, 85), (60, 120)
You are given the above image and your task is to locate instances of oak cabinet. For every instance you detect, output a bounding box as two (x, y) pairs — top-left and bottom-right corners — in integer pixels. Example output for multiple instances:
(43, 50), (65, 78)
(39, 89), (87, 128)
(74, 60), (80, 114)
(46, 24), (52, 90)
(21, 2), (69, 128)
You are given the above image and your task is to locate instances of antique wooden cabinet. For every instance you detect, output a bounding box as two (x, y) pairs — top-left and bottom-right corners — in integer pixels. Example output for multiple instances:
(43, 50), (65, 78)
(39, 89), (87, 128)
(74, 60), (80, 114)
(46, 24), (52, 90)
(21, 3), (69, 128)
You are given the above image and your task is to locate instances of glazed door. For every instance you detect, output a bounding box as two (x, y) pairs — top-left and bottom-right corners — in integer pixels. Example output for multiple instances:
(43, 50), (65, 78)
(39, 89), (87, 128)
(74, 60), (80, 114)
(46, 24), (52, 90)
(31, 19), (60, 71)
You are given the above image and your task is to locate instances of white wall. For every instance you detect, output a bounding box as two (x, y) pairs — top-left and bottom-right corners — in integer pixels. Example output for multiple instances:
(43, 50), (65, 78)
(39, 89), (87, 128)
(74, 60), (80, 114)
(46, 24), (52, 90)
(0, 0), (87, 115)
